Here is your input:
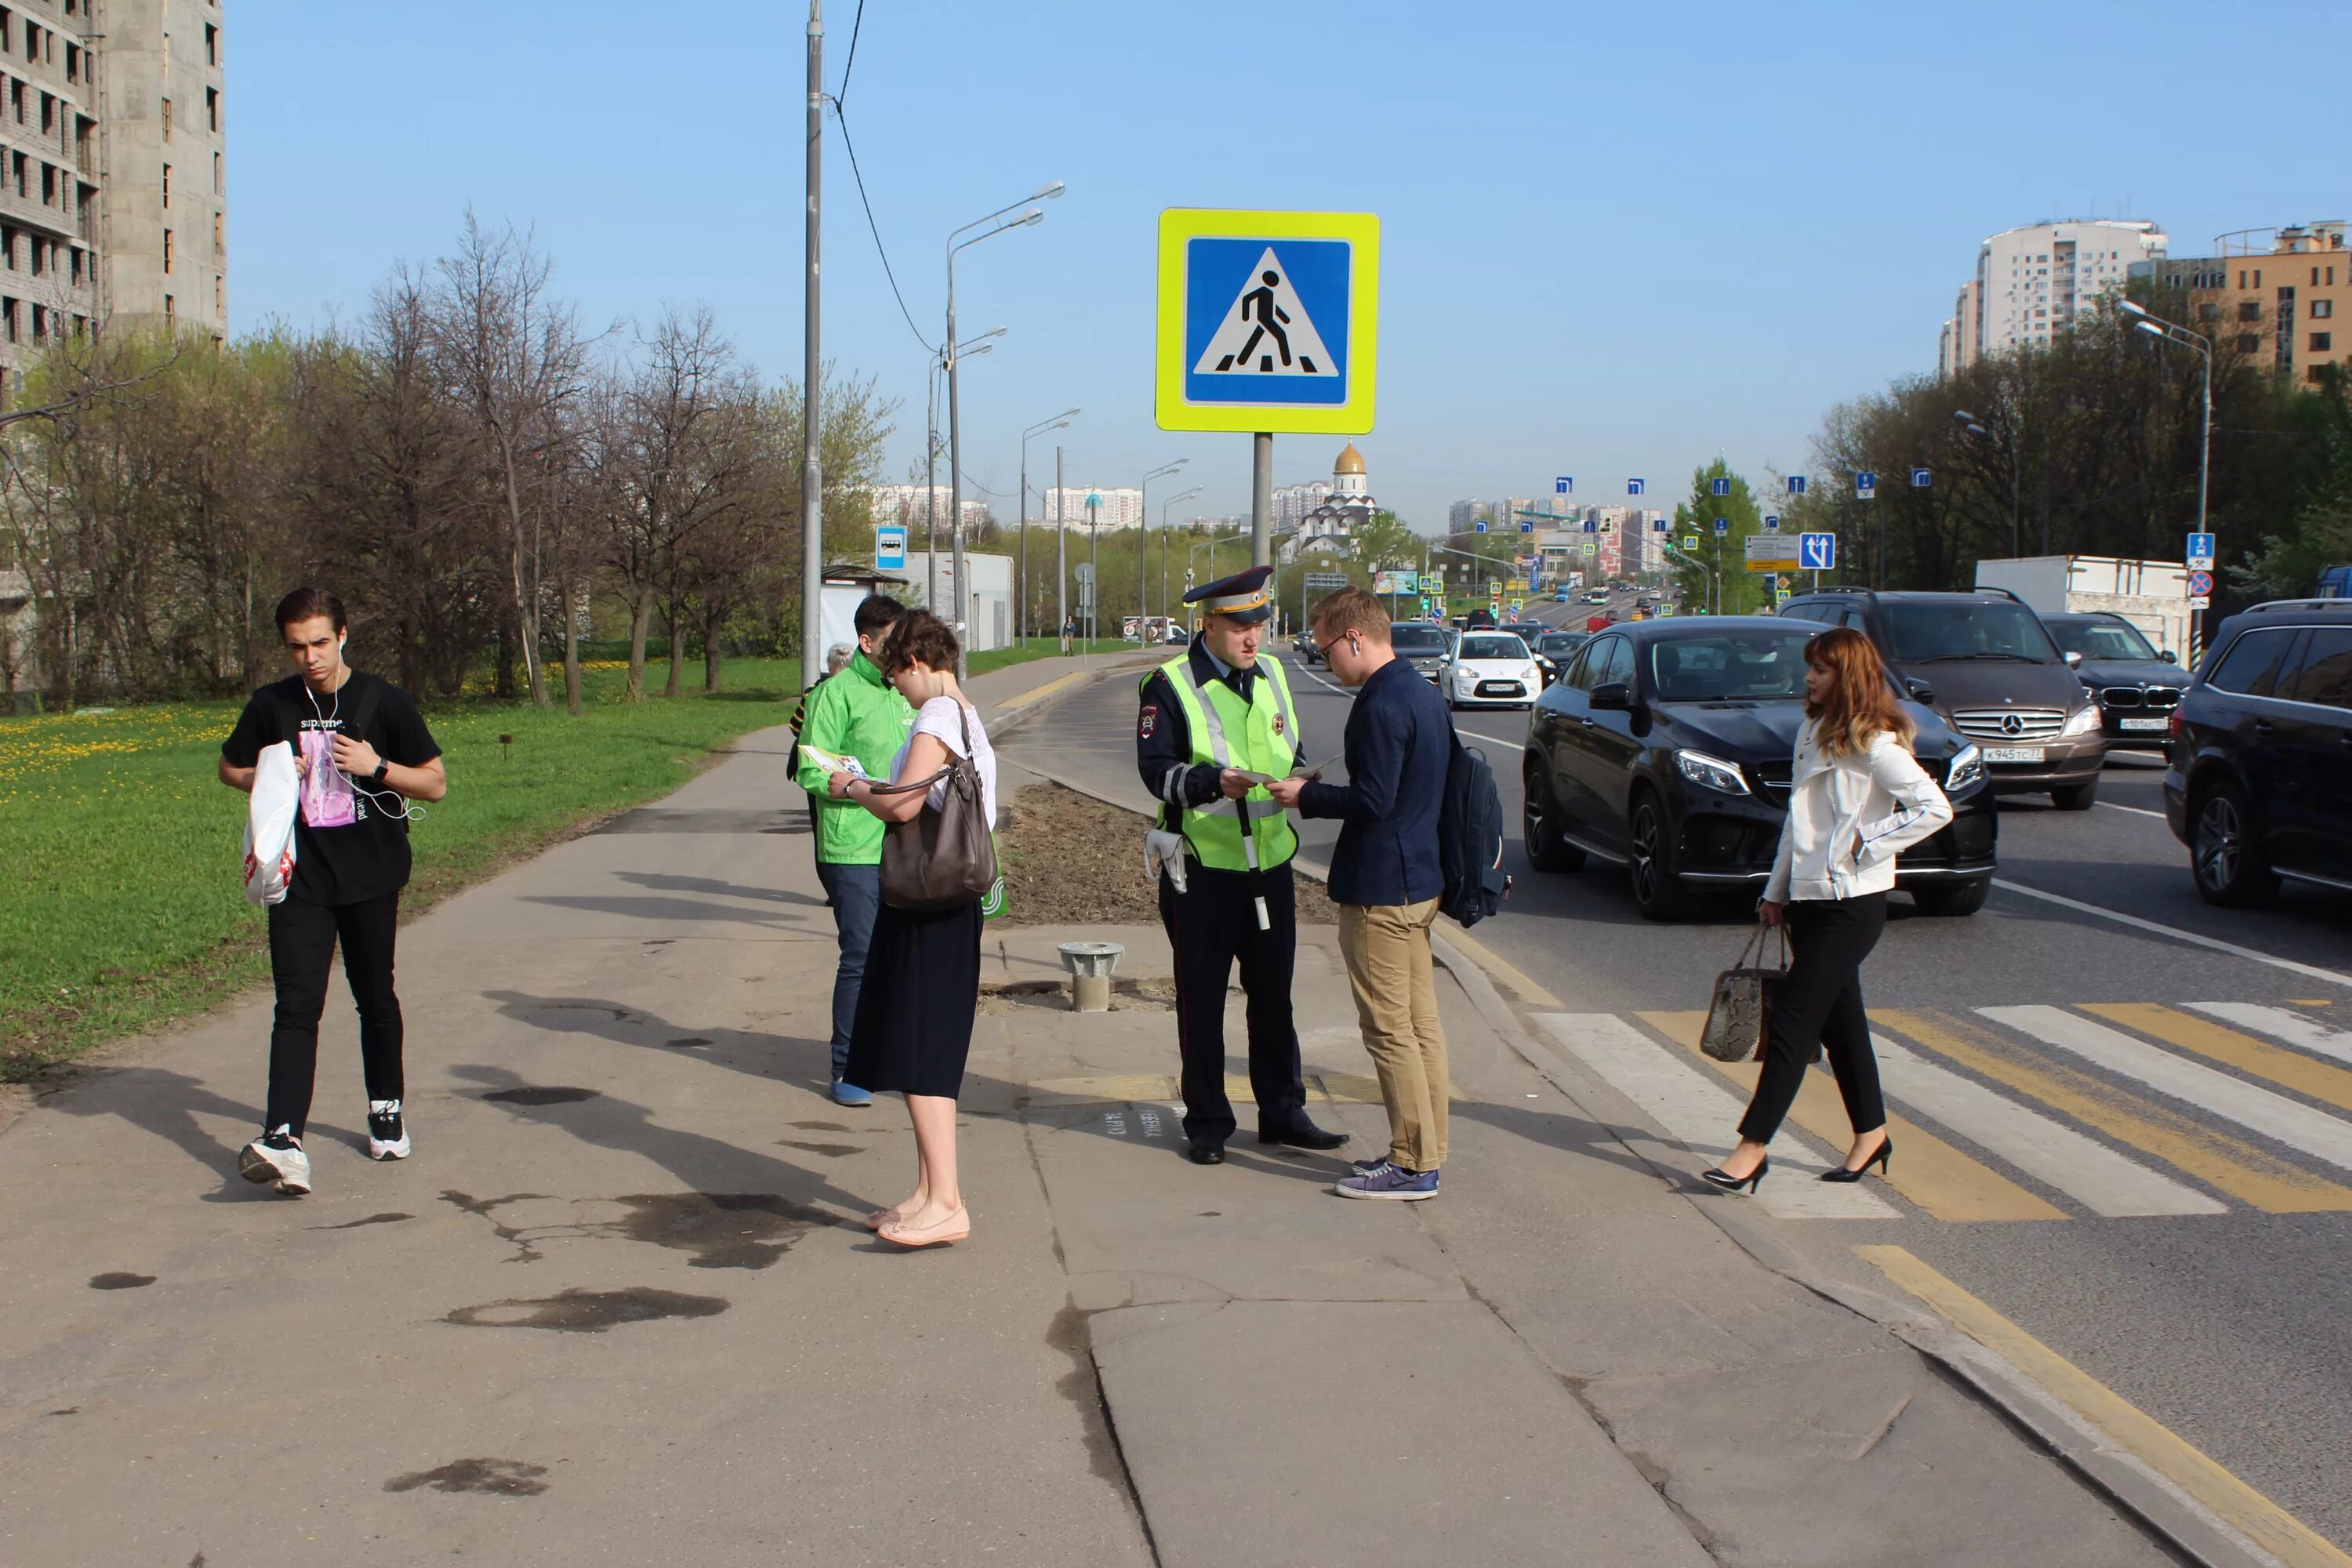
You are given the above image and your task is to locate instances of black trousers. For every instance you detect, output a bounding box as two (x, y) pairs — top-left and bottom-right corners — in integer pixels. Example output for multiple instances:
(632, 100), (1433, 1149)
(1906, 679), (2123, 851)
(1738, 892), (1888, 1145)
(264, 889), (405, 1137)
(1159, 860), (1308, 1145)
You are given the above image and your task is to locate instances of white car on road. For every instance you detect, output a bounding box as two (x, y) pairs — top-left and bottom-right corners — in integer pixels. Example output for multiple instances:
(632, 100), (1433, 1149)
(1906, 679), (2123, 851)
(1443, 631), (1541, 711)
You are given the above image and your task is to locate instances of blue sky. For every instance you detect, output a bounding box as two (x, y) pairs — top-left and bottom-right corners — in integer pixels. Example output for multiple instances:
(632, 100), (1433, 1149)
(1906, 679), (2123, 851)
(232, 0), (2338, 532)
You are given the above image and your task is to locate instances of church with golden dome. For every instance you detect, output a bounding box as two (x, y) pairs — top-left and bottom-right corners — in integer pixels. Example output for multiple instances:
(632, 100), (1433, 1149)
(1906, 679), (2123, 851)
(1278, 442), (1378, 562)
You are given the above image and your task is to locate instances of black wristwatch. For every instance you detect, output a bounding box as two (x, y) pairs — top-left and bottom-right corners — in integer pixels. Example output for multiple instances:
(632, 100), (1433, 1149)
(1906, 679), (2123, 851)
(369, 757), (390, 786)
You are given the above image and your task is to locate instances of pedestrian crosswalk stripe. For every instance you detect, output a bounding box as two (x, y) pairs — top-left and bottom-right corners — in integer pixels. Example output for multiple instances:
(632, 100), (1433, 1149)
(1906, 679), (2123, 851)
(1880, 1011), (2352, 1213)
(1981, 1005), (2352, 1177)
(2186, 1002), (2352, 1069)
(1640, 1011), (2064, 1222)
(1869, 1032), (2223, 1218)
(1534, 1012), (1897, 1219)
(2082, 1003), (2352, 1114)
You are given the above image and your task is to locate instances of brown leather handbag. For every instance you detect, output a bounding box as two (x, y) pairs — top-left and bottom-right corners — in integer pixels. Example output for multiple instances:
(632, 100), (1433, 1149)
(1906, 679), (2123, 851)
(873, 703), (998, 912)
(1700, 922), (1791, 1062)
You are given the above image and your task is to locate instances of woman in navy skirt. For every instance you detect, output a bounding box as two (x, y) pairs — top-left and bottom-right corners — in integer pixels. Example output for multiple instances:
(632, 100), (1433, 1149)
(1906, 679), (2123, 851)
(826, 610), (997, 1248)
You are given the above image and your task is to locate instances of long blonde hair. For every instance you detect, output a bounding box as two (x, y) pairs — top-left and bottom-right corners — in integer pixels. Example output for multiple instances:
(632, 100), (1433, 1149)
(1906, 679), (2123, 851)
(1803, 626), (1914, 758)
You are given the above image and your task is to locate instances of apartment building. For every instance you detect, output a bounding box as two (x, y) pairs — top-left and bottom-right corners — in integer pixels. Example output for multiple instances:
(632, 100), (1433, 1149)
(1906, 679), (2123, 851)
(1940, 219), (2165, 374)
(2129, 222), (2351, 387)
(868, 485), (989, 534)
(0, 0), (227, 392)
(1272, 479), (1333, 530)
(1036, 485), (1145, 529)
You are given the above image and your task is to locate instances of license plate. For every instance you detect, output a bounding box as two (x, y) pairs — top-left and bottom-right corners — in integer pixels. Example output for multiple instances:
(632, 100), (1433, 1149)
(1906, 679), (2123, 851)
(1984, 746), (2045, 763)
(2121, 717), (2169, 732)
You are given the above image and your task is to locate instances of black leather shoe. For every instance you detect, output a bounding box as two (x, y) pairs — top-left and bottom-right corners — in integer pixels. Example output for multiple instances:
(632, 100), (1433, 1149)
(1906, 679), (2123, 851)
(1258, 1121), (1349, 1151)
(1184, 1138), (1225, 1165)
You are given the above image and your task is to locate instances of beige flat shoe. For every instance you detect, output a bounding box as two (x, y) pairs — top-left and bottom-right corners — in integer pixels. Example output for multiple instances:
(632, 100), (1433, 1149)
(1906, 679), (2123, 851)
(878, 1207), (970, 1249)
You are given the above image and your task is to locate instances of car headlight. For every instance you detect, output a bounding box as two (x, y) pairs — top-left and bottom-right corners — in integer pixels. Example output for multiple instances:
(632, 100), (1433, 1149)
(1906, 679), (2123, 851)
(2060, 703), (2103, 736)
(1945, 743), (1984, 794)
(1674, 749), (1751, 796)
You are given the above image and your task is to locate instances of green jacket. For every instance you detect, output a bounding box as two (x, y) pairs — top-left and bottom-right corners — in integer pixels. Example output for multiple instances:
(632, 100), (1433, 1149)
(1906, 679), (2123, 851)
(793, 653), (915, 864)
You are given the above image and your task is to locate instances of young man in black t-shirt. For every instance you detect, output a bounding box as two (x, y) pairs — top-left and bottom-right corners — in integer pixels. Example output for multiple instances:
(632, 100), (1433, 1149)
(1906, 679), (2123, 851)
(219, 588), (448, 1196)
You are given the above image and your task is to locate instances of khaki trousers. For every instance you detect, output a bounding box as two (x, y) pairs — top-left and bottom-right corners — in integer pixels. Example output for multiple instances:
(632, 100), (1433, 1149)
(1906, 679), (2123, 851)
(1337, 898), (1448, 1172)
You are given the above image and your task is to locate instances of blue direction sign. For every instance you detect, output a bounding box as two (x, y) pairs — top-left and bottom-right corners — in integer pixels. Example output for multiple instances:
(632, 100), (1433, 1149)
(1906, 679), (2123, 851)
(1713, 517), (1730, 535)
(1799, 532), (1837, 571)
(1711, 476), (1731, 497)
(1474, 519), (1488, 533)
(1156, 209), (1379, 435)
(1519, 518), (1535, 534)
(2185, 532), (2216, 565)
(1763, 514), (1780, 532)
(1855, 471), (1878, 500)
(1581, 517), (1597, 533)
(1555, 475), (1573, 495)
(1911, 466), (1933, 488)
(875, 524), (908, 572)
(1652, 516), (1669, 531)
(1627, 478), (1646, 495)
(1786, 474), (1808, 495)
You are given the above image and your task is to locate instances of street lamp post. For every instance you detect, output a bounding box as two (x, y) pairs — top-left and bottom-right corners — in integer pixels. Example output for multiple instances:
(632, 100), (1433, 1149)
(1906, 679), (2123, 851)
(1139, 458), (1187, 630)
(1159, 486), (1200, 629)
(1952, 407), (2021, 561)
(2120, 299), (2215, 657)
(947, 181), (1062, 673)
(1019, 408), (1079, 645)
(927, 331), (1001, 611)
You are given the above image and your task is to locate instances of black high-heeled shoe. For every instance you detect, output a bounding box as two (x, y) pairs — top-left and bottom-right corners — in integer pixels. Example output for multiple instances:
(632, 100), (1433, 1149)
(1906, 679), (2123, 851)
(1820, 1134), (1894, 1183)
(1701, 1155), (1769, 1193)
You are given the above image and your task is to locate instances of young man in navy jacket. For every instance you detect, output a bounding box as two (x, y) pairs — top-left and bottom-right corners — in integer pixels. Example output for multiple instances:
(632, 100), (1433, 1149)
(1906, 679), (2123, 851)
(1268, 586), (1451, 1200)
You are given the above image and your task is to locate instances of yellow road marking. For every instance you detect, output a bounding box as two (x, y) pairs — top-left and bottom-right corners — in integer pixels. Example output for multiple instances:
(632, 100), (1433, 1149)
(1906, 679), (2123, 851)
(1857, 1244), (2352, 1568)
(991, 669), (1091, 717)
(1881, 1010), (2352, 1213)
(1639, 1011), (2064, 1221)
(1436, 923), (1562, 1007)
(2083, 1003), (2352, 1112)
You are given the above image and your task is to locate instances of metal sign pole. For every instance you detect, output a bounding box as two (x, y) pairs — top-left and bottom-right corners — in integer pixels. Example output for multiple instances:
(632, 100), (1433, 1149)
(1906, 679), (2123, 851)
(1251, 433), (1273, 568)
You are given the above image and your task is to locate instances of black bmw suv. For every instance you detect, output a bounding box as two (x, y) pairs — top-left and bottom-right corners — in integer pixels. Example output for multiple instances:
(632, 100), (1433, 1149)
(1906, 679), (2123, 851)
(1523, 617), (1997, 920)
(2042, 612), (2186, 752)
(2162, 599), (2352, 905)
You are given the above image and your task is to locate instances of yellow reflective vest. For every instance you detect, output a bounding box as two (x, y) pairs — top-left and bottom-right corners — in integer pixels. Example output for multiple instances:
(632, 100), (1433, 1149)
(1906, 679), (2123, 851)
(1152, 652), (1300, 873)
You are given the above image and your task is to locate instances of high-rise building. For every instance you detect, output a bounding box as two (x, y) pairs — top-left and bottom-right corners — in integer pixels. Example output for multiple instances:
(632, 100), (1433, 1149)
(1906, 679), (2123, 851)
(1273, 480), (1334, 529)
(1036, 485), (1144, 529)
(868, 485), (989, 533)
(2131, 222), (2352, 388)
(0, 0), (230, 391)
(1940, 219), (2165, 374)
(1279, 442), (1377, 563)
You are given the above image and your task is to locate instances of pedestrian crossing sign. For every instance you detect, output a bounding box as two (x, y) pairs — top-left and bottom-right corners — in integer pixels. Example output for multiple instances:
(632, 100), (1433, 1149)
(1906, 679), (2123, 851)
(1156, 209), (1380, 434)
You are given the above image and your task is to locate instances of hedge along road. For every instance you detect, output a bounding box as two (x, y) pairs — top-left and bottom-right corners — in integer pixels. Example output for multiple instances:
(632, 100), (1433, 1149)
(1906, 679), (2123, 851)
(1001, 645), (2352, 1556)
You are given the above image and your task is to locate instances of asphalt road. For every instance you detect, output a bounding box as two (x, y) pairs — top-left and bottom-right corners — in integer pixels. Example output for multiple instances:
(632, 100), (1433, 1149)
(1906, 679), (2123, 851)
(1004, 638), (2352, 1552)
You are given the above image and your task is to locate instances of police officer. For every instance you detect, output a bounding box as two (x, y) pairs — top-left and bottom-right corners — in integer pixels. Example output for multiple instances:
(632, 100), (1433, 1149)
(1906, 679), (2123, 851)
(1136, 565), (1348, 1165)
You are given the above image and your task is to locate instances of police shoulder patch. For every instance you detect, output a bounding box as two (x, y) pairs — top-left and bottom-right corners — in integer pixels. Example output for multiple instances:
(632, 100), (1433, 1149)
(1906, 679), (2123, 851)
(1138, 704), (1159, 739)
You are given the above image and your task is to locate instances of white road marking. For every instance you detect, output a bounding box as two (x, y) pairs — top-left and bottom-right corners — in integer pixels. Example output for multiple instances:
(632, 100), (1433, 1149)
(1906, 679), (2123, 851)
(1534, 1012), (1897, 1219)
(2098, 801), (2168, 820)
(1287, 655), (1527, 750)
(1871, 1033), (2223, 1217)
(1988, 880), (2352, 991)
(2186, 1004), (2352, 1069)
(1982, 1005), (2352, 1174)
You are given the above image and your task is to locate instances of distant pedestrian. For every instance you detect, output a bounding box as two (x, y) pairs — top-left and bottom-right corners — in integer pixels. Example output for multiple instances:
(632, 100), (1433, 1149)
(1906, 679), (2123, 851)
(826, 609), (997, 1248)
(1269, 586), (1451, 1201)
(794, 598), (914, 1107)
(1704, 626), (1951, 1194)
(1061, 614), (1075, 655)
(217, 587), (449, 1196)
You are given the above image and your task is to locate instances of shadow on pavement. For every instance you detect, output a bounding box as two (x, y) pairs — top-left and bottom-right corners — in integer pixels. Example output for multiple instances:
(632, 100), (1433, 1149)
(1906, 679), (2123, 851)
(41, 1065), (361, 1202)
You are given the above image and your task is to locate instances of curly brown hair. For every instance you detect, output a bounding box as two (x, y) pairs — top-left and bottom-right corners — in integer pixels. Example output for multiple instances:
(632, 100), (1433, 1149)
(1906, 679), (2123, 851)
(878, 607), (961, 676)
(1803, 626), (1915, 757)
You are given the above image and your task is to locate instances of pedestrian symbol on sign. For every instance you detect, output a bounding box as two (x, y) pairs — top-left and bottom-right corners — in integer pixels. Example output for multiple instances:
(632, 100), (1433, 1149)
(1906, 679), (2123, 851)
(1196, 252), (1336, 378)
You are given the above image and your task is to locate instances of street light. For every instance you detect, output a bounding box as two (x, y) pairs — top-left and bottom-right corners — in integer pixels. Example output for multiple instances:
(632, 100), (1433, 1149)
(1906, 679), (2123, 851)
(1951, 406), (2020, 559)
(1018, 408), (1079, 644)
(1158, 485), (1200, 630)
(924, 330), (1001, 609)
(1140, 458), (1188, 625)
(2121, 298), (2215, 656)
(947, 181), (1063, 673)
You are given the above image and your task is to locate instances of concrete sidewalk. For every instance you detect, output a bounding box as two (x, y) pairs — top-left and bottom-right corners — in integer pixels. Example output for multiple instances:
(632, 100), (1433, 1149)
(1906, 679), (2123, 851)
(0, 659), (2169, 1566)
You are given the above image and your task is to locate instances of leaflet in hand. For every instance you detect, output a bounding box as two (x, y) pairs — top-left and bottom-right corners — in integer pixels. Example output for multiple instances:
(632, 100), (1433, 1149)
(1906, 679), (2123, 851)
(1229, 753), (1341, 787)
(800, 743), (869, 781)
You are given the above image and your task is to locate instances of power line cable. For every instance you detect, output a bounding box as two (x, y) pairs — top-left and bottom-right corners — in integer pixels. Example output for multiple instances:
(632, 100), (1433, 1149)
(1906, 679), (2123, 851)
(837, 0), (866, 108)
(829, 104), (933, 354)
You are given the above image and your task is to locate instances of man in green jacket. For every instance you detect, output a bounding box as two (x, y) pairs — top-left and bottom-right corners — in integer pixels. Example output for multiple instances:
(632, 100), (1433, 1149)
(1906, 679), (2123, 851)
(793, 595), (913, 1105)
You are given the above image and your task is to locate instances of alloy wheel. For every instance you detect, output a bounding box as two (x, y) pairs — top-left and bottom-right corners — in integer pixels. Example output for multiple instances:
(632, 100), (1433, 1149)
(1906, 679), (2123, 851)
(2194, 794), (2240, 890)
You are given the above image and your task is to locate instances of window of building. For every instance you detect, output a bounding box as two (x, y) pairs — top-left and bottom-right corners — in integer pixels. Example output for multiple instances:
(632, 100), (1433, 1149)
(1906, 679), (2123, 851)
(68, 245), (78, 284)
(163, 294), (174, 321)
(162, 229), (172, 273)
(2239, 301), (2262, 321)
(162, 97), (171, 139)
(212, 151), (221, 193)
(27, 236), (37, 275)
(162, 163), (169, 206)
(212, 212), (221, 253)
(21, 19), (32, 64)
(2255, 270), (2263, 287)
(205, 23), (218, 66)
(63, 41), (71, 82)
(2238, 334), (2261, 354)
(2314, 367), (2331, 384)
(205, 87), (217, 132)
(2239, 270), (2248, 289)
(2314, 333), (2335, 353)
(9, 79), (20, 124)
(2316, 299), (2336, 320)
(2318, 267), (2325, 286)
(4, 297), (17, 343)
(1, 227), (12, 270)
(2200, 303), (2220, 321)
(214, 275), (222, 314)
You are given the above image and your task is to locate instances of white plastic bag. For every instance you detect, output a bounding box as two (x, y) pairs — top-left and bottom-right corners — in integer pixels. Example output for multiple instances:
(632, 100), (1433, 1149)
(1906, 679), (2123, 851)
(242, 740), (299, 906)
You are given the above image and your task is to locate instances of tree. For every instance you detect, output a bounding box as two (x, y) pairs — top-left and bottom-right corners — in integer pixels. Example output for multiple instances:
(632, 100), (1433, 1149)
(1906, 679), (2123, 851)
(1668, 461), (1768, 614)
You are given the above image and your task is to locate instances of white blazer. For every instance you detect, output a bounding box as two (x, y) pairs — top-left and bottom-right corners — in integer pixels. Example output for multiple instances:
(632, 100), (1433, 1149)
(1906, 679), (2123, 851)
(1765, 723), (1953, 904)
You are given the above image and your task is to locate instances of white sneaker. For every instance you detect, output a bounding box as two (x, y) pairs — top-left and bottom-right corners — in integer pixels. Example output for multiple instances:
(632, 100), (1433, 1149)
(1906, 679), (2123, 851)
(366, 1100), (411, 1161)
(238, 1127), (312, 1196)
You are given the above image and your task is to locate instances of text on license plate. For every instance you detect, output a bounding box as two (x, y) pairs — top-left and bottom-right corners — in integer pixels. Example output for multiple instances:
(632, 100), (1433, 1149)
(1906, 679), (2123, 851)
(1984, 746), (2045, 763)
(2120, 717), (2169, 731)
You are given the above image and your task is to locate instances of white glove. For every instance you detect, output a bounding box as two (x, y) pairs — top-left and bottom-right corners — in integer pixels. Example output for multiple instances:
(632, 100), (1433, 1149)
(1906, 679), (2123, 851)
(1145, 829), (1190, 895)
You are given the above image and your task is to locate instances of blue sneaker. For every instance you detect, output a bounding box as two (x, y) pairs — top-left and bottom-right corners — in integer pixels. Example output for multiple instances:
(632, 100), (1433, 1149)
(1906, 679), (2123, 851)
(830, 1080), (873, 1108)
(1336, 1163), (1439, 1201)
(1348, 1155), (1395, 1178)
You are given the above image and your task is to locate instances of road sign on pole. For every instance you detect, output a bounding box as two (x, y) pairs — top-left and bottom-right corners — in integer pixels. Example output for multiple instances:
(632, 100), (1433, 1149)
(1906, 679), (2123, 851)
(1713, 517), (1729, 535)
(1627, 478), (1646, 495)
(1681, 535), (1699, 551)
(1519, 519), (1534, 534)
(874, 524), (907, 572)
(2184, 532), (2216, 566)
(1855, 472), (1878, 500)
(1763, 514), (1780, 532)
(1786, 475), (1808, 495)
(1155, 209), (1380, 435)
(1555, 475), (1573, 495)
(1911, 466), (1932, 488)
(1798, 533), (1837, 571)
(1474, 520), (1488, 533)
(1711, 477), (1731, 497)
(1581, 517), (1597, 533)
(2187, 568), (2214, 597)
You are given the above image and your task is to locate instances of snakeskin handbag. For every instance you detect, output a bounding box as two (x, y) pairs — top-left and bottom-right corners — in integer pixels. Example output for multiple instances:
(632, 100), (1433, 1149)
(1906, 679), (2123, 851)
(1700, 922), (1790, 1062)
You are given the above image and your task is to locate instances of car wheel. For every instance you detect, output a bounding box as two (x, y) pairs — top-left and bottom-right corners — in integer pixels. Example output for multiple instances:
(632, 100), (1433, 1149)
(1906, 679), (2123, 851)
(1523, 760), (1584, 873)
(1627, 788), (1691, 921)
(2190, 780), (2278, 908)
(2052, 779), (2099, 811)
(1911, 879), (1990, 916)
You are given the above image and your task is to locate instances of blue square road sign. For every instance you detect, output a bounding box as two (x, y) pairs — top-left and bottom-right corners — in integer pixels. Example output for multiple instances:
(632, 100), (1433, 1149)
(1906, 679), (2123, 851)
(1799, 533), (1836, 571)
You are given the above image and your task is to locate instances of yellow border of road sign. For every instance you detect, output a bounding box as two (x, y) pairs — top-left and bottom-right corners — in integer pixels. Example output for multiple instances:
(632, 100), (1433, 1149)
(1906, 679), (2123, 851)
(1156, 208), (1379, 435)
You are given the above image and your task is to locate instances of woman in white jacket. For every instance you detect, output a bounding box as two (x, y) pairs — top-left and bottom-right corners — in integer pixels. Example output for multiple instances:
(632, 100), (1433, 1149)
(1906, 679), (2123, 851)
(1704, 627), (1952, 1194)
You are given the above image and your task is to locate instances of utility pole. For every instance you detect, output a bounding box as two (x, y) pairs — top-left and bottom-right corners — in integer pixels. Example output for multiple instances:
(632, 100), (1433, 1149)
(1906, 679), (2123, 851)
(1251, 432), (1272, 567)
(797, 1), (826, 688)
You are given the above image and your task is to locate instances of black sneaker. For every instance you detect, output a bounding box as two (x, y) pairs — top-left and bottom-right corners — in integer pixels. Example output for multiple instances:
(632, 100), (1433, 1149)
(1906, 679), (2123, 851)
(367, 1099), (411, 1161)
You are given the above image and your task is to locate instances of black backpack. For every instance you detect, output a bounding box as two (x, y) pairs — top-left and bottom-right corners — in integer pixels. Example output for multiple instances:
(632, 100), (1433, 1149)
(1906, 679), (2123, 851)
(1438, 731), (1511, 928)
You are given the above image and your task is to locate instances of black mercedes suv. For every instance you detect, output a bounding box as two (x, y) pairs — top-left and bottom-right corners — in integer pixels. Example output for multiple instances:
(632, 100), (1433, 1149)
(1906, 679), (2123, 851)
(2162, 599), (2352, 905)
(1523, 617), (1997, 920)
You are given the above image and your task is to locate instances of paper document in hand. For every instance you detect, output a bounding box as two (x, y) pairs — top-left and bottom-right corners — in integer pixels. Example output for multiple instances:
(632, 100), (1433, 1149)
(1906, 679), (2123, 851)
(798, 744), (869, 781)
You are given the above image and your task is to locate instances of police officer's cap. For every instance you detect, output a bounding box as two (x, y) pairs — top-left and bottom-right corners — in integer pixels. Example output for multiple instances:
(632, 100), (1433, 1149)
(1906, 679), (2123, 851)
(1182, 564), (1275, 624)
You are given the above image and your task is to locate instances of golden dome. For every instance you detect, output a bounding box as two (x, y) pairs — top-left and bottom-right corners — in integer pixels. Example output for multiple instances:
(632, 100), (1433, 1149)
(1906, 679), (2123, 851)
(1333, 442), (1367, 476)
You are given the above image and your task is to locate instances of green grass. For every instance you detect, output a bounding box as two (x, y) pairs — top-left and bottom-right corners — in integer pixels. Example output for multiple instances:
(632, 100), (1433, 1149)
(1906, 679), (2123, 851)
(0, 637), (1131, 1080)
